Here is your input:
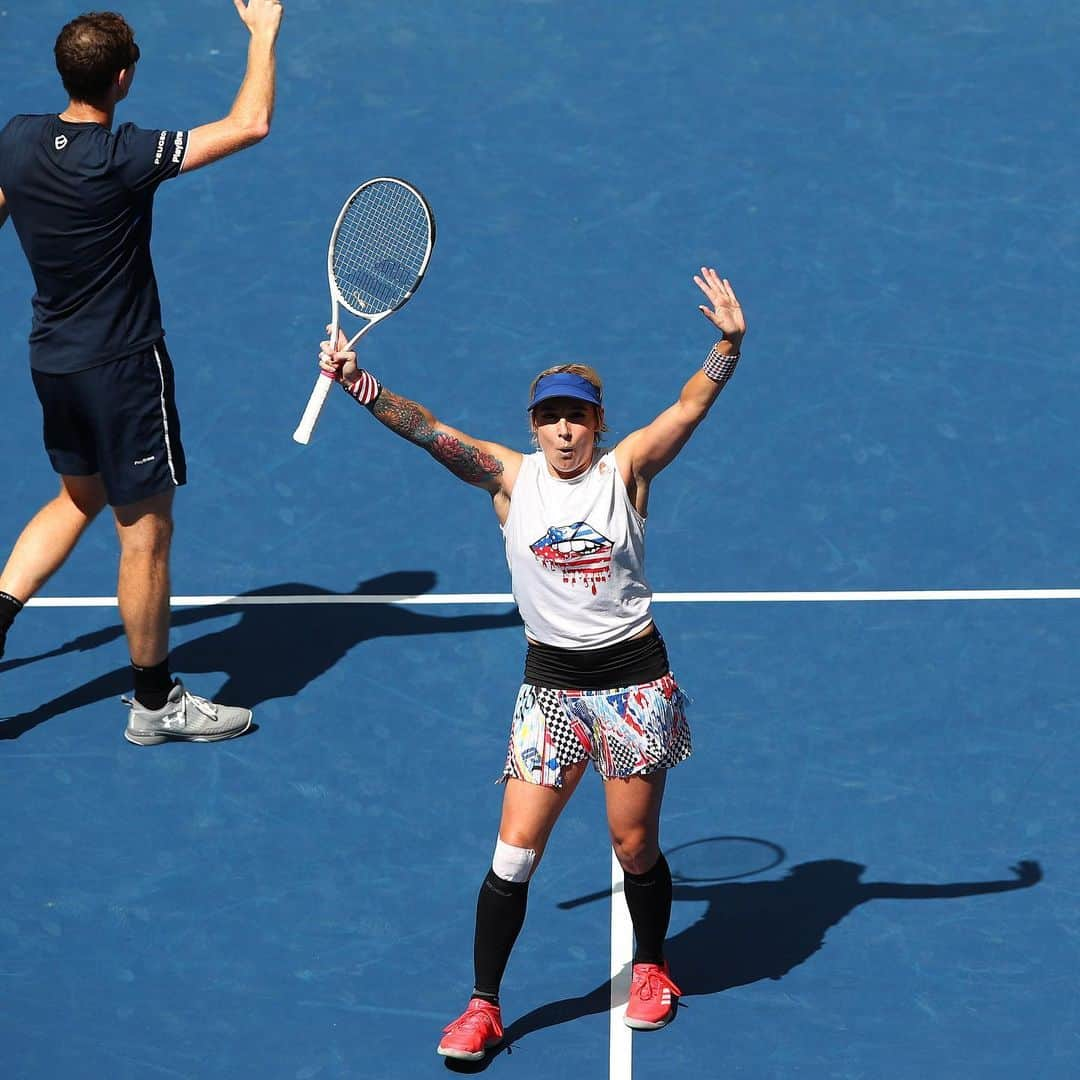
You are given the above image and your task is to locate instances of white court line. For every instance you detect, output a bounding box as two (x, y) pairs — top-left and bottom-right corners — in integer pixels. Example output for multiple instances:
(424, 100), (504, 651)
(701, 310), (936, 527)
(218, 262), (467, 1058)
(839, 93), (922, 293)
(610, 849), (633, 1080)
(22, 588), (1080, 607)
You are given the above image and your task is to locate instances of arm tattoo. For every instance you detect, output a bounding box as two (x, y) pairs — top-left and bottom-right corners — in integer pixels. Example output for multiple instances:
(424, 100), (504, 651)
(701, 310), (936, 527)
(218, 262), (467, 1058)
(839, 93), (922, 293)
(371, 389), (505, 485)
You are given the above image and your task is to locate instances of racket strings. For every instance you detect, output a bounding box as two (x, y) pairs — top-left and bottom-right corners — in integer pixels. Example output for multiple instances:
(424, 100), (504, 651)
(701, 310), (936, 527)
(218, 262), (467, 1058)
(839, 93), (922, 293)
(333, 182), (431, 315)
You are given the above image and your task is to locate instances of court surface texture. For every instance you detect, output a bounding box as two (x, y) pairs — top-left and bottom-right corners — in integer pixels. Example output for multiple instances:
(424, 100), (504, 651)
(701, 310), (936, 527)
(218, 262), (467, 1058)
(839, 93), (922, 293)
(1, 3), (1077, 1078)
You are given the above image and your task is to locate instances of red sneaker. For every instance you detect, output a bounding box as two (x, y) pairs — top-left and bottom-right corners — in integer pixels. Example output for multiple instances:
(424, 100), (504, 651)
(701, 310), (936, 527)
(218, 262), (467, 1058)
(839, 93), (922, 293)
(437, 998), (504, 1060)
(624, 961), (681, 1030)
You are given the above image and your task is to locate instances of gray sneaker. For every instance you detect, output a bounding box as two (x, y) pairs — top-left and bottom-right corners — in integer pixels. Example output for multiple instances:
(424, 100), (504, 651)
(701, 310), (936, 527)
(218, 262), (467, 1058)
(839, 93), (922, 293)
(124, 681), (253, 746)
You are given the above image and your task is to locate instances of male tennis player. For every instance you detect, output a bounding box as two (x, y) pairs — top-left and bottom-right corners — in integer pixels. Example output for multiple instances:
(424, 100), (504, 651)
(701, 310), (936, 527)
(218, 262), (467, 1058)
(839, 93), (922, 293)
(0, 2), (284, 744)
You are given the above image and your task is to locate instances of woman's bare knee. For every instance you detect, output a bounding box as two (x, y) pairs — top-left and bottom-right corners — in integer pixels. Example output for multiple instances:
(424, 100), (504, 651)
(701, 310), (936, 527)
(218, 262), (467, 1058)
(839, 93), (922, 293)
(606, 771), (666, 873)
(611, 828), (661, 874)
(497, 762), (588, 863)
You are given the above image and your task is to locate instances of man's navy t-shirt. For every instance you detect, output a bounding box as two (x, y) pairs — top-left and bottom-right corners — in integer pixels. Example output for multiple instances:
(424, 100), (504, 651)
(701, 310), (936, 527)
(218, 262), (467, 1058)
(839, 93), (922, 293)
(0, 115), (187, 374)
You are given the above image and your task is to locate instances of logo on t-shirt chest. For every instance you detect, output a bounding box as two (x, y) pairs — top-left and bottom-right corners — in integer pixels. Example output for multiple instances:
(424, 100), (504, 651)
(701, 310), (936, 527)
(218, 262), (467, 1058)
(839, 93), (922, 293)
(529, 521), (613, 595)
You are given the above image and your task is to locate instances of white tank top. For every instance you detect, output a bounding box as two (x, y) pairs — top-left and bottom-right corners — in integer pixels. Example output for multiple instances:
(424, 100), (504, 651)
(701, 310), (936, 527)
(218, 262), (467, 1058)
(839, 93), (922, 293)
(501, 450), (653, 648)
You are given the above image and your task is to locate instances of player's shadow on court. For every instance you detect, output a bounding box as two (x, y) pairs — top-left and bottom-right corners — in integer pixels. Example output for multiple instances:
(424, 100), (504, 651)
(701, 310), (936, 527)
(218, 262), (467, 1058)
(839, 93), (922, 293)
(448, 850), (1043, 1071)
(0, 571), (520, 739)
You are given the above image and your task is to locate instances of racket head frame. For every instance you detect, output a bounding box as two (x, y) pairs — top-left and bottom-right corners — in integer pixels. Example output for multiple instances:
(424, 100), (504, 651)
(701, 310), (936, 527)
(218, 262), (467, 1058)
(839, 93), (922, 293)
(327, 176), (437, 330)
(293, 177), (435, 445)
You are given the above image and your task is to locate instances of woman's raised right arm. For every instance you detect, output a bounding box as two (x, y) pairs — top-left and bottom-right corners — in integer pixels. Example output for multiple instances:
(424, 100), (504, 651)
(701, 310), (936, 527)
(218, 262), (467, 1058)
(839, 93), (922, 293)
(318, 331), (521, 497)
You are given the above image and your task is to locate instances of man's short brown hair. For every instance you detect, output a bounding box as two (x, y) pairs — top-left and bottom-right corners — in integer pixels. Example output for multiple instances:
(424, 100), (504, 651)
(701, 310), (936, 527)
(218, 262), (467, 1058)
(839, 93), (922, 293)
(54, 12), (140, 103)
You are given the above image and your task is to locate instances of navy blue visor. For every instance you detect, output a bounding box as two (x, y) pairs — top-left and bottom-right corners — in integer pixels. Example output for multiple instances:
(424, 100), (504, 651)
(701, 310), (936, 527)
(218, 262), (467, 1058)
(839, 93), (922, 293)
(528, 372), (602, 410)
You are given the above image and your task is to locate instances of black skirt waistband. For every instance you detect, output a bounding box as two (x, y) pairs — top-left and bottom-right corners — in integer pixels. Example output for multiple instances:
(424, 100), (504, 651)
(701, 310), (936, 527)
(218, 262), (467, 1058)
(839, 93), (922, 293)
(523, 625), (670, 691)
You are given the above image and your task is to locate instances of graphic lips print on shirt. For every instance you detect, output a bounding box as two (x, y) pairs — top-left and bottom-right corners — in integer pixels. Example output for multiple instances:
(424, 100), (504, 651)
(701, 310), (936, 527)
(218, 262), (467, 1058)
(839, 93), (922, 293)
(529, 521), (614, 594)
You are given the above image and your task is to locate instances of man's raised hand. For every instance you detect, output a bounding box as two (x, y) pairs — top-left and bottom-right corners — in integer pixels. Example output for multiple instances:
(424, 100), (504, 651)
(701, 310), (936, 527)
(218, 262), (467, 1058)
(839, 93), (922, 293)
(232, 0), (284, 39)
(695, 267), (746, 345)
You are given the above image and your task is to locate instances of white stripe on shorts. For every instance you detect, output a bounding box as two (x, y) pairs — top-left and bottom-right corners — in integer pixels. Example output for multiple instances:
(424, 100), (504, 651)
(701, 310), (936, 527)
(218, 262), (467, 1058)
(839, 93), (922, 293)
(152, 344), (178, 485)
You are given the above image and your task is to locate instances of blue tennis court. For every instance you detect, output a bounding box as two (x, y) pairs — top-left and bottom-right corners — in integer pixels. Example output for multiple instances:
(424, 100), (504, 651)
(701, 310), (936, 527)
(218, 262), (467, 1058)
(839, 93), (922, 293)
(2, 2), (1077, 1078)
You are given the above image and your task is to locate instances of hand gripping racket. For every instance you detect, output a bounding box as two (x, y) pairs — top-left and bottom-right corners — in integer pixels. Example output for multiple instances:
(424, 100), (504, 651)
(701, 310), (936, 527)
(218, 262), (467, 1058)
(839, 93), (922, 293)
(292, 177), (436, 444)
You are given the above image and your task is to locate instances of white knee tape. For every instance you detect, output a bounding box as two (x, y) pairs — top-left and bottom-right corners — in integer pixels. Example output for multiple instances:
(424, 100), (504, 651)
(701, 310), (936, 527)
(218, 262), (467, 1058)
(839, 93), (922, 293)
(492, 838), (536, 883)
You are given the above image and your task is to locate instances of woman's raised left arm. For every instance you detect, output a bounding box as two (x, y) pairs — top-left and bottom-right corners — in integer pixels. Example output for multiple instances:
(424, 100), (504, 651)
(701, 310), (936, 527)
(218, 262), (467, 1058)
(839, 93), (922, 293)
(616, 269), (746, 491)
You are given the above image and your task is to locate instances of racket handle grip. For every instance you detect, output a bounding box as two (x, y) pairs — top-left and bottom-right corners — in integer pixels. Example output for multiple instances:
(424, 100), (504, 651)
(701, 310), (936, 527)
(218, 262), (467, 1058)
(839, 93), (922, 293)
(292, 371), (336, 444)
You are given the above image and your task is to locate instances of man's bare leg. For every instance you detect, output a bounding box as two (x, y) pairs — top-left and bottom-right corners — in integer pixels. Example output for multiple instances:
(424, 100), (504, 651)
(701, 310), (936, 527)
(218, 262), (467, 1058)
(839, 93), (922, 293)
(0, 474), (108, 599)
(113, 489), (174, 670)
(114, 489), (253, 745)
(0, 475), (107, 657)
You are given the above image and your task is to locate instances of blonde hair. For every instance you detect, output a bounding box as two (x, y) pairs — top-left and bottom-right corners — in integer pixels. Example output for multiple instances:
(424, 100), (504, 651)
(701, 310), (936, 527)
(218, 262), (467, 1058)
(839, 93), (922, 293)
(527, 363), (608, 445)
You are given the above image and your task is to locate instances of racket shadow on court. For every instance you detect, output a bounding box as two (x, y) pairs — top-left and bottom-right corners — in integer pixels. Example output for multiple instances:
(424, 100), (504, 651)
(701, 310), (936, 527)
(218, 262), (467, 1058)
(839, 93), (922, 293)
(0, 571), (520, 739)
(453, 838), (1043, 1070)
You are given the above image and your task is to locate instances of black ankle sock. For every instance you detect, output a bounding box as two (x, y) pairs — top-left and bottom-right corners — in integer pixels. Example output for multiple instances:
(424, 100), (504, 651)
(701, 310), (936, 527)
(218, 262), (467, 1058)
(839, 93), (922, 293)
(0, 591), (24, 627)
(0, 592), (25, 659)
(623, 853), (673, 966)
(131, 658), (174, 710)
(473, 868), (530, 1002)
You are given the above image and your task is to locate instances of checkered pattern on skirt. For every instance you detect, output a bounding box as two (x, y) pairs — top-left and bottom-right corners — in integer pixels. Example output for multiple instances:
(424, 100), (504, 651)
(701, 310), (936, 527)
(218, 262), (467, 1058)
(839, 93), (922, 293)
(501, 673), (692, 787)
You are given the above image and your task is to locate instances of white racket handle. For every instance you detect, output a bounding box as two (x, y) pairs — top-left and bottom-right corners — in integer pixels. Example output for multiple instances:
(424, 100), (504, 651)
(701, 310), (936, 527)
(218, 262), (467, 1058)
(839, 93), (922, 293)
(292, 370), (337, 444)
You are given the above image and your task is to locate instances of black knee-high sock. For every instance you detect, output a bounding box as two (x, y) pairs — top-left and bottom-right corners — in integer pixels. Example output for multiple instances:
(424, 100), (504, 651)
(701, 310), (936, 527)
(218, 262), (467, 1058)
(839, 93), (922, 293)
(623, 853), (673, 965)
(0, 591), (25, 659)
(131, 657), (174, 710)
(472, 869), (529, 1003)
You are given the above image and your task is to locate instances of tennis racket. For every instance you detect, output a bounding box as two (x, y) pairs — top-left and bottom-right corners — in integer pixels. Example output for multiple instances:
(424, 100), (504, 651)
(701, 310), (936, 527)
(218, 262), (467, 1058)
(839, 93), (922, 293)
(292, 177), (436, 444)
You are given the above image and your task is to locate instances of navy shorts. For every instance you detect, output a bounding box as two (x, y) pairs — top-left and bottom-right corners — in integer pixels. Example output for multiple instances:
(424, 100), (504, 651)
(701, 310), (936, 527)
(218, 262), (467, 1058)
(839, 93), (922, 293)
(31, 341), (187, 507)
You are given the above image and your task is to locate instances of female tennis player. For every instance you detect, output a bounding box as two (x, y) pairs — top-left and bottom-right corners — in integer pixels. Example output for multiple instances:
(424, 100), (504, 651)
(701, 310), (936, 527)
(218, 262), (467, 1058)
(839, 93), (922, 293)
(318, 267), (745, 1060)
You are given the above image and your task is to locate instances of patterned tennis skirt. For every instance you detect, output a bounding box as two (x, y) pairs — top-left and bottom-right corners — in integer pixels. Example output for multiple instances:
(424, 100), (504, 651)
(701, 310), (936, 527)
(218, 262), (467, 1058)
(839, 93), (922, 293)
(502, 673), (692, 787)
